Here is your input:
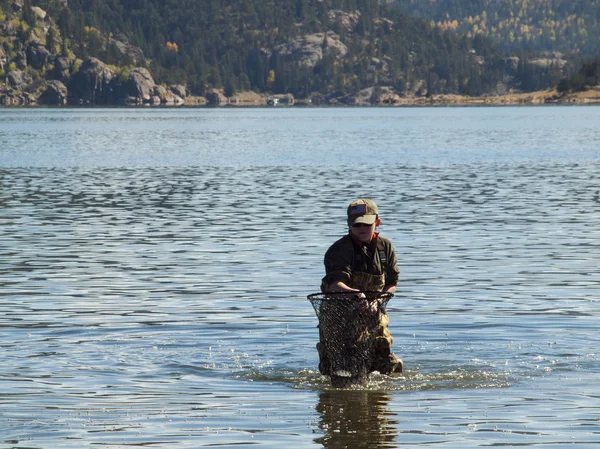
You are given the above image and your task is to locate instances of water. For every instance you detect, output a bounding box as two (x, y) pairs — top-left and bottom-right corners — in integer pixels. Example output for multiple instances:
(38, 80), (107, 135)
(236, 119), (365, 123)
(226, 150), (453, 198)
(1, 106), (599, 448)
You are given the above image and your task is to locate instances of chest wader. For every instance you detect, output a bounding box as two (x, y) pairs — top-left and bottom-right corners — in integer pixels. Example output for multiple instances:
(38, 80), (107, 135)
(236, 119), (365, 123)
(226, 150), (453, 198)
(317, 244), (403, 386)
(348, 271), (401, 376)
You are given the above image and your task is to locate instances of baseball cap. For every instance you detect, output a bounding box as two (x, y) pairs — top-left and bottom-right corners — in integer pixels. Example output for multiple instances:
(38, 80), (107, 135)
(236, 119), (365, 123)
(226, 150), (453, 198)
(347, 199), (378, 225)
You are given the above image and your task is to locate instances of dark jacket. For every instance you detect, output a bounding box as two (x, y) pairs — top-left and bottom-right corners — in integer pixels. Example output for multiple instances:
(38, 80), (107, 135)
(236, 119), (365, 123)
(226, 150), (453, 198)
(321, 233), (400, 291)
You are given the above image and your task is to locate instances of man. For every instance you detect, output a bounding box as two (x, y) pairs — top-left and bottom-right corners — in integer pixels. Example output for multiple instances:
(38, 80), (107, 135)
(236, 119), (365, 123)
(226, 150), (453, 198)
(318, 198), (403, 376)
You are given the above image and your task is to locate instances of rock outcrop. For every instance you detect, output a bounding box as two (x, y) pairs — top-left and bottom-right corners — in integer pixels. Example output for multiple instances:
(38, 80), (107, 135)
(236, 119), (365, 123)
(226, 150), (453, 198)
(25, 44), (51, 70)
(153, 85), (184, 105)
(52, 56), (72, 82)
(0, 3), (186, 106)
(170, 84), (187, 99)
(1, 53), (186, 106)
(7, 70), (29, 88)
(205, 89), (228, 105)
(328, 10), (361, 33)
(530, 57), (567, 69)
(65, 61), (184, 106)
(31, 6), (47, 20)
(109, 38), (146, 66)
(37, 80), (68, 105)
(66, 57), (118, 105)
(121, 67), (155, 104)
(271, 31), (348, 68)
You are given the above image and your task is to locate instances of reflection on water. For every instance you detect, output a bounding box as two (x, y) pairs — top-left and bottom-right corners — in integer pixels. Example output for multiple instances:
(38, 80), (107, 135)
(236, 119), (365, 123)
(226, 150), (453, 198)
(316, 390), (397, 448)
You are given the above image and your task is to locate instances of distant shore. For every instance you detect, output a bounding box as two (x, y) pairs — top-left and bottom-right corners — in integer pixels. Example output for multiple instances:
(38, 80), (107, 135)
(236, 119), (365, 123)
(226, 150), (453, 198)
(2, 86), (599, 108)
(186, 87), (600, 107)
(401, 88), (600, 106)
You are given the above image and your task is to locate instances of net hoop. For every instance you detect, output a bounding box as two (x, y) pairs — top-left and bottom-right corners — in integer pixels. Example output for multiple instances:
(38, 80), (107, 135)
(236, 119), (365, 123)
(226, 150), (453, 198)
(307, 291), (393, 318)
(307, 291), (394, 380)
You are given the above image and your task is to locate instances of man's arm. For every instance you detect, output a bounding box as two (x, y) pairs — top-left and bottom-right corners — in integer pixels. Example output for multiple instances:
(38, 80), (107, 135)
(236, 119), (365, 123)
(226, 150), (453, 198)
(324, 280), (362, 294)
(322, 238), (356, 293)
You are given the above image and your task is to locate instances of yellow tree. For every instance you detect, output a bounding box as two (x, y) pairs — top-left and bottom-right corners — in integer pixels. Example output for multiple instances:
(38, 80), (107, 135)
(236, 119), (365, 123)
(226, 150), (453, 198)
(266, 69), (275, 89)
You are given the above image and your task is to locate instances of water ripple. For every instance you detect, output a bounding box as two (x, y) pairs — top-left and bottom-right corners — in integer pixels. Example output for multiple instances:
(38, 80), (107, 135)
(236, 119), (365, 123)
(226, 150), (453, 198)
(1, 108), (600, 447)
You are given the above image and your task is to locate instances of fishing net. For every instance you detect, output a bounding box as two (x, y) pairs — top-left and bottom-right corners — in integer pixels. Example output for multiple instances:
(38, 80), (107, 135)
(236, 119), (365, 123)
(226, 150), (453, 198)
(307, 291), (394, 387)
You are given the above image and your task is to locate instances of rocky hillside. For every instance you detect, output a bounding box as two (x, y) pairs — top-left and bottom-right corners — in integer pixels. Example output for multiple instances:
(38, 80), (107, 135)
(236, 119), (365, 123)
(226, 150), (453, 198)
(0, 0), (187, 105)
(0, 0), (591, 106)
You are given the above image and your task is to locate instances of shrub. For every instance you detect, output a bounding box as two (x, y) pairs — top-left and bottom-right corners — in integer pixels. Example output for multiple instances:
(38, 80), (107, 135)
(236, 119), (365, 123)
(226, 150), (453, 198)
(72, 59), (81, 74)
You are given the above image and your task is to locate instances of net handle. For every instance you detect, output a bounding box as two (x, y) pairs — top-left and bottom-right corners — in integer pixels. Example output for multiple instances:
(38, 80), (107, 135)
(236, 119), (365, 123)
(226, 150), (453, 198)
(307, 291), (394, 301)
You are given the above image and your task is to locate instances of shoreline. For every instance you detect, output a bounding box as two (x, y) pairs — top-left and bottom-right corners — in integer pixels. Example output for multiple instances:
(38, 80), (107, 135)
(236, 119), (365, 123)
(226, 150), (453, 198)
(188, 87), (600, 107)
(1, 87), (598, 108)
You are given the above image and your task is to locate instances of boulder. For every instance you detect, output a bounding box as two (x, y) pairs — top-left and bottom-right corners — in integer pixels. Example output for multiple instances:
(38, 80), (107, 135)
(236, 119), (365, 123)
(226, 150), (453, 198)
(380, 92), (402, 105)
(205, 88), (228, 105)
(1, 94), (20, 106)
(26, 44), (50, 70)
(109, 38), (146, 66)
(369, 57), (389, 74)
(153, 85), (183, 105)
(172, 95), (184, 106)
(10, 0), (24, 11)
(229, 90), (265, 105)
(354, 87), (375, 105)
(37, 80), (67, 105)
(161, 93), (184, 105)
(183, 95), (207, 106)
(328, 10), (361, 33)
(352, 87), (400, 105)
(170, 84), (187, 98)
(121, 67), (155, 103)
(153, 85), (167, 99)
(124, 96), (139, 106)
(66, 57), (118, 105)
(7, 70), (26, 88)
(0, 87), (34, 106)
(272, 31), (348, 68)
(31, 6), (47, 20)
(15, 51), (27, 70)
(29, 26), (48, 46)
(52, 56), (71, 82)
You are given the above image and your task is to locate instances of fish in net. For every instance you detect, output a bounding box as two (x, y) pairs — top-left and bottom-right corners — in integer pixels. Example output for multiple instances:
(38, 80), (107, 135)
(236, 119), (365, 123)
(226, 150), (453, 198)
(307, 291), (401, 387)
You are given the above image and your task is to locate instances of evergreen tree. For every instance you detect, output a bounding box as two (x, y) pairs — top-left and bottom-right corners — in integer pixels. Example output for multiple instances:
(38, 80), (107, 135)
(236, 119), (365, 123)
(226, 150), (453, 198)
(22, 0), (36, 26)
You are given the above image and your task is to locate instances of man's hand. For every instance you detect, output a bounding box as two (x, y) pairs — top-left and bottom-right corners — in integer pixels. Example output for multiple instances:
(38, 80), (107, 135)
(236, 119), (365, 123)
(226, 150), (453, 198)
(355, 293), (378, 314)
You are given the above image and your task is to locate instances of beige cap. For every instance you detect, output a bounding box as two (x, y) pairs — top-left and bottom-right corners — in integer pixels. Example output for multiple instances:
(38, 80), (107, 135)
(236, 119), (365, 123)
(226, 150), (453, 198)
(347, 199), (378, 225)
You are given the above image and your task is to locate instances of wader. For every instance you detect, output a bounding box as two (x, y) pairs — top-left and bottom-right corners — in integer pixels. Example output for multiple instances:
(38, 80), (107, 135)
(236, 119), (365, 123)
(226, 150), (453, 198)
(318, 244), (403, 381)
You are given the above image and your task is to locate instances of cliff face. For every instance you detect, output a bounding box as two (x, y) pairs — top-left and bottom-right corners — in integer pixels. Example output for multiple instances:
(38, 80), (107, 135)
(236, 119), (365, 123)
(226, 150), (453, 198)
(0, 1), (184, 106)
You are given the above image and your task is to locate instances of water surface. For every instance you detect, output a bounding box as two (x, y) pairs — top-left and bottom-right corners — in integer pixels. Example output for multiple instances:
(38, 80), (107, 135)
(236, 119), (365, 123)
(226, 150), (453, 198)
(1, 106), (599, 448)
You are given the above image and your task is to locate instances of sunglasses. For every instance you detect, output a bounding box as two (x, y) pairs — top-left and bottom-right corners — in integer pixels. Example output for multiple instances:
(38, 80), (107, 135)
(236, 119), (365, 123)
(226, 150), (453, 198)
(352, 223), (374, 228)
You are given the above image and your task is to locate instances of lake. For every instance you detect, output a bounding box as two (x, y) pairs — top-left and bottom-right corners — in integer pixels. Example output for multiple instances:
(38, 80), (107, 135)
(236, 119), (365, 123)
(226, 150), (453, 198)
(1, 106), (599, 448)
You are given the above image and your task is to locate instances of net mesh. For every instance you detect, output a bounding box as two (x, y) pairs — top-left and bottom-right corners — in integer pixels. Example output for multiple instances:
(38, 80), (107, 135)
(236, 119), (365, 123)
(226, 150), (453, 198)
(307, 291), (393, 380)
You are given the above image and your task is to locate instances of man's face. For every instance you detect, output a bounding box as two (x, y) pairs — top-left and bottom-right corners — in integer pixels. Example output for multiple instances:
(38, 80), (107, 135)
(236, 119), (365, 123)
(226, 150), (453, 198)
(349, 219), (378, 243)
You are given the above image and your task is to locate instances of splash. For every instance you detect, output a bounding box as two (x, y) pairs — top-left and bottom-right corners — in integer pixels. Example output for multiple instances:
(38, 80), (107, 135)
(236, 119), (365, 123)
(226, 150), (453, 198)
(236, 366), (511, 391)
